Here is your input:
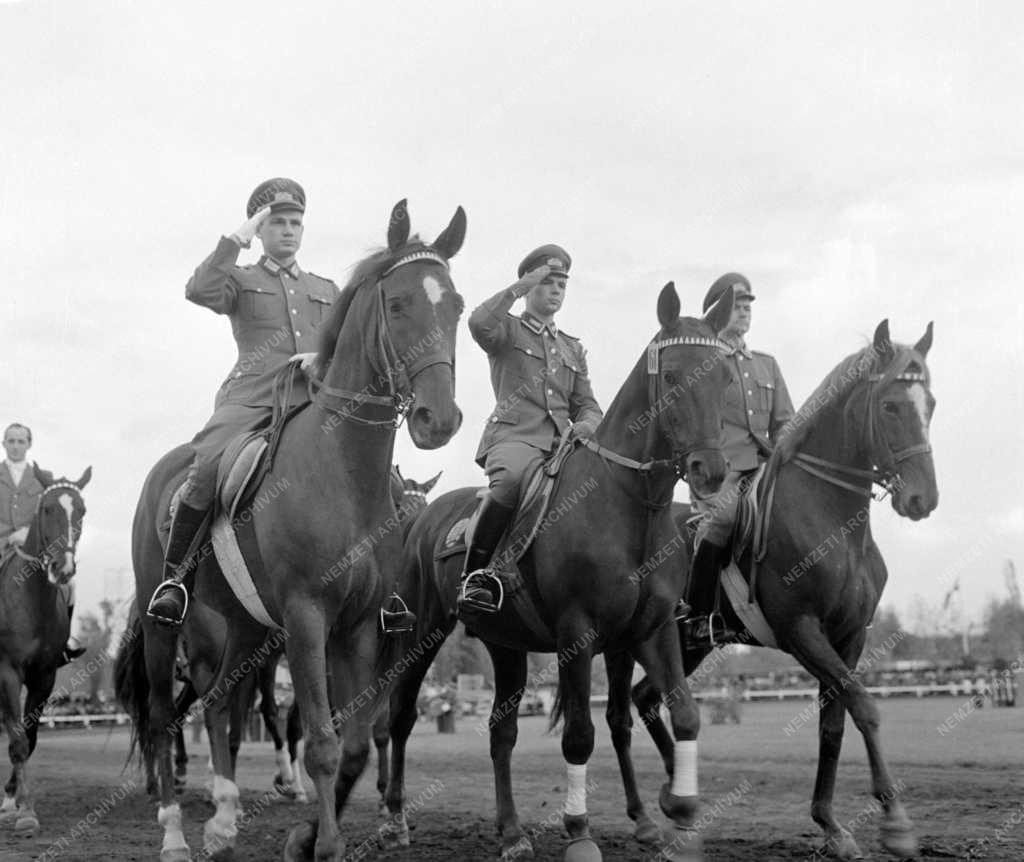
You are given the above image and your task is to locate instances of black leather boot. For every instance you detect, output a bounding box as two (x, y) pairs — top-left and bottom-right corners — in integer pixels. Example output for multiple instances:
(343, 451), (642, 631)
(58, 604), (87, 666)
(457, 496), (516, 614)
(682, 541), (737, 646)
(146, 503), (208, 628)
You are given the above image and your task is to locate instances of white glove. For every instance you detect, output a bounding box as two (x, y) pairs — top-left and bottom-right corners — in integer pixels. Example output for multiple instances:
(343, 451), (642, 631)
(289, 352), (320, 375)
(230, 206), (271, 248)
(510, 264), (551, 299)
(8, 526), (29, 547)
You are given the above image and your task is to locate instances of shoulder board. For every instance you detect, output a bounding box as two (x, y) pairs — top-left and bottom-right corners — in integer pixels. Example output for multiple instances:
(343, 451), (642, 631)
(307, 271), (339, 287)
(559, 329), (580, 342)
(751, 349), (776, 360)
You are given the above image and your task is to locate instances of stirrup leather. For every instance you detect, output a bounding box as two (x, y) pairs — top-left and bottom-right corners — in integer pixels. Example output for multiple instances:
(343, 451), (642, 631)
(458, 569), (505, 613)
(380, 592), (415, 634)
(146, 579), (189, 626)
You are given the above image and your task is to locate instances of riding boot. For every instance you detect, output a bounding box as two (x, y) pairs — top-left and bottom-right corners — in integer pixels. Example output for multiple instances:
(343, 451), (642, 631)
(683, 541), (738, 646)
(146, 502), (208, 628)
(58, 604), (86, 666)
(457, 496), (516, 614)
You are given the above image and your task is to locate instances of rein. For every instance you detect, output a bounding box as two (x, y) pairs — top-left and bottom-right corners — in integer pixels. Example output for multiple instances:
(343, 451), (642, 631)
(313, 249), (453, 429)
(12, 480), (82, 575)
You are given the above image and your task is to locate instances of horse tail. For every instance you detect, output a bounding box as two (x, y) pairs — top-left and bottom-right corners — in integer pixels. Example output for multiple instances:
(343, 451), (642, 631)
(113, 609), (150, 770)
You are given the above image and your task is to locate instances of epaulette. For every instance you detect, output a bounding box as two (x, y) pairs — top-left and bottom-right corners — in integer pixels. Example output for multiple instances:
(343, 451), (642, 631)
(307, 271), (339, 287)
(751, 349), (777, 360)
(559, 329), (581, 342)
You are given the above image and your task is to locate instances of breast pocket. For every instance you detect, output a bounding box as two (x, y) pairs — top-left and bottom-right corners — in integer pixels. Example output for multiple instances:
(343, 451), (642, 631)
(756, 381), (776, 413)
(511, 337), (546, 382)
(307, 294), (333, 325)
(240, 286), (279, 321)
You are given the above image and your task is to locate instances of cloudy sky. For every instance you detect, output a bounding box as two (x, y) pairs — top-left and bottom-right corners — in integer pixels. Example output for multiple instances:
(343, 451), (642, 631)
(2, 1), (1021, 636)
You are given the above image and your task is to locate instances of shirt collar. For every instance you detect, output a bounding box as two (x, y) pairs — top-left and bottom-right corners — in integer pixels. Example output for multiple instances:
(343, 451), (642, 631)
(521, 311), (558, 337)
(259, 256), (300, 279)
(722, 336), (752, 359)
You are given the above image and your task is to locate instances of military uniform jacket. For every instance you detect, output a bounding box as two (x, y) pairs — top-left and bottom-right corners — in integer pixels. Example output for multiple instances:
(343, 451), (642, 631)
(187, 236), (340, 409)
(0, 462), (51, 543)
(469, 287), (603, 465)
(721, 340), (794, 472)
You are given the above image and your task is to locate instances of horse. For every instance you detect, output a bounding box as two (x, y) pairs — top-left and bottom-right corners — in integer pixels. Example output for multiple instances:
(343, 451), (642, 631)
(623, 320), (937, 860)
(115, 198), (465, 862)
(382, 282), (736, 862)
(0, 465), (91, 836)
(133, 466), (443, 805)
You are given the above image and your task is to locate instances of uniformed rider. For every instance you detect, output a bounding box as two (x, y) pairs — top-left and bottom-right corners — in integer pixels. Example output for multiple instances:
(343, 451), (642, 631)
(146, 178), (415, 633)
(458, 245), (603, 614)
(684, 273), (794, 640)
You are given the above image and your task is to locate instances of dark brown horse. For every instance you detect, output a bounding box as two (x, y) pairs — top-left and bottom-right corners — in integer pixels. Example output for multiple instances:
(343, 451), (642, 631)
(116, 199), (465, 862)
(0, 466), (90, 835)
(625, 320), (937, 860)
(382, 283), (735, 862)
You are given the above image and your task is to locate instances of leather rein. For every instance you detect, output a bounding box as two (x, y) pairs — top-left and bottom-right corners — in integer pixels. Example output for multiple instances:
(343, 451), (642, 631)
(311, 249), (454, 429)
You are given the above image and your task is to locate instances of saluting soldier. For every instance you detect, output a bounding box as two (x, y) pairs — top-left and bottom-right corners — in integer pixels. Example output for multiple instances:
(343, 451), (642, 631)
(147, 179), (415, 633)
(0, 423), (85, 663)
(683, 273), (794, 640)
(459, 245), (603, 614)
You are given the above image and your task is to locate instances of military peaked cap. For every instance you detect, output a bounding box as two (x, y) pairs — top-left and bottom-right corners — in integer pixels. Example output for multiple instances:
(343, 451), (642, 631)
(518, 244), (571, 279)
(247, 178), (306, 218)
(703, 272), (755, 312)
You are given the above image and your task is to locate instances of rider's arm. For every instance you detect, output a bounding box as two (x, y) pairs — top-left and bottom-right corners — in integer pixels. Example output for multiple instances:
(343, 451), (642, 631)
(185, 236), (243, 315)
(567, 343), (603, 436)
(768, 359), (795, 444)
(468, 287), (519, 355)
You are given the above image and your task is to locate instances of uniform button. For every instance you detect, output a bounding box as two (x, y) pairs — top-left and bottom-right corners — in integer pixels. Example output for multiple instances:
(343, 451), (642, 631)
(289, 289), (295, 295)
(490, 417), (498, 423)
(526, 349), (533, 355)
(552, 349), (558, 355)
(748, 409), (754, 415)
(744, 372), (749, 378)
(547, 388), (554, 395)
(291, 309), (297, 315)
(747, 389), (753, 395)
(295, 330), (301, 337)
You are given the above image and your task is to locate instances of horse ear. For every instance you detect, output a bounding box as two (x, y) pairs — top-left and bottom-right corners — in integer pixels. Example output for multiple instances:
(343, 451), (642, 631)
(657, 282), (681, 328)
(32, 463), (53, 488)
(703, 284), (735, 334)
(75, 466), (92, 489)
(433, 206), (466, 260)
(913, 321), (933, 358)
(423, 470), (443, 493)
(873, 319), (894, 361)
(387, 199), (410, 251)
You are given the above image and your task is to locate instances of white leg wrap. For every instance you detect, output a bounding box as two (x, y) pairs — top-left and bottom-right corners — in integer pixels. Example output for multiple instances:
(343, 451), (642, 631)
(204, 776), (239, 849)
(1, 794), (16, 812)
(564, 763), (587, 816)
(276, 749), (294, 784)
(158, 803), (188, 852)
(671, 740), (698, 797)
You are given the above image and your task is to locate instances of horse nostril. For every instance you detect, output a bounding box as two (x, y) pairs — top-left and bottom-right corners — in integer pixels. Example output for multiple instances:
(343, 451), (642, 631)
(412, 406), (433, 427)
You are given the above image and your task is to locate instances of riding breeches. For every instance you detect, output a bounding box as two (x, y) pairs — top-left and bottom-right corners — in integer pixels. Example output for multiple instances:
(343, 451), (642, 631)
(179, 403), (271, 510)
(482, 441), (549, 508)
(691, 468), (756, 548)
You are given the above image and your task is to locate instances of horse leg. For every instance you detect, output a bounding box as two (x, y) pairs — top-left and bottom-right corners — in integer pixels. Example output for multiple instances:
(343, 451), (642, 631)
(0, 662), (35, 834)
(200, 657), (246, 861)
(145, 626), (192, 862)
(604, 651), (660, 845)
(631, 674), (674, 776)
(556, 629), (600, 861)
(257, 661), (293, 796)
(285, 701), (309, 803)
(372, 706), (390, 815)
(172, 680), (198, 792)
(484, 643), (532, 860)
(8, 669), (57, 835)
(381, 619), (451, 849)
(634, 623), (703, 862)
(787, 617), (916, 860)
(281, 603), (342, 862)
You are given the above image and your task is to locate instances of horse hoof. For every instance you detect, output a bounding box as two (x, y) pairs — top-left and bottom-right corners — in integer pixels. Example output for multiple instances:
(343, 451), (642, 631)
(881, 821), (918, 859)
(14, 814), (39, 836)
(659, 826), (703, 862)
(159, 847), (192, 862)
(659, 783), (698, 823)
(500, 835), (534, 860)
(820, 829), (864, 860)
(0, 809), (19, 827)
(283, 821), (317, 862)
(634, 813), (661, 845)
(377, 815), (410, 850)
(378, 800), (389, 817)
(564, 836), (602, 862)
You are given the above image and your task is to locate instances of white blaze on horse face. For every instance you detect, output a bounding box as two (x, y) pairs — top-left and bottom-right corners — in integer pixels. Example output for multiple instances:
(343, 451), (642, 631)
(422, 274), (446, 307)
(58, 493), (75, 575)
(907, 383), (931, 441)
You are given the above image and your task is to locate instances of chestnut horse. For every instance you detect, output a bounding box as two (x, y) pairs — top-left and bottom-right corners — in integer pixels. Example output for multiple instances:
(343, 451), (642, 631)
(116, 200), (464, 862)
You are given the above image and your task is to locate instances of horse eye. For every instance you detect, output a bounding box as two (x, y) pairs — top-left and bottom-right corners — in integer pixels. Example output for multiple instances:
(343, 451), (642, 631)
(664, 371), (677, 386)
(389, 300), (403, 315)
(882, 401), (900, 415)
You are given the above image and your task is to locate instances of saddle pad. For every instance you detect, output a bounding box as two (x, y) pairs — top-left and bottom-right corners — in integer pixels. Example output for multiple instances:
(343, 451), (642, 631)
(729, 463), (767, 561)
(720, 562), (778, 649)
(211, 511), (282, 630)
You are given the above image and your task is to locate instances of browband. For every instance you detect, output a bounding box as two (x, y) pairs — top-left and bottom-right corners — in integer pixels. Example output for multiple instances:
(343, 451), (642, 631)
(647, 336), (728, 374)
(381, 249), (449, 278)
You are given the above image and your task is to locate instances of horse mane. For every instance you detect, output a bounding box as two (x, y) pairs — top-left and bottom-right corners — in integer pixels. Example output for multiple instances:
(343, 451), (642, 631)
(315, 236), (428, 370)
(773, 340), (927, 466)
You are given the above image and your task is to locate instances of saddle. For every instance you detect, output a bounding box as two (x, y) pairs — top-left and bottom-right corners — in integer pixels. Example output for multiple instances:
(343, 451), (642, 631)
(439, 437), (577, 646)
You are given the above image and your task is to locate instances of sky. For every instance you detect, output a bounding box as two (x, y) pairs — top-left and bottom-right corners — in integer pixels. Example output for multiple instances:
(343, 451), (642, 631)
(1, 0), (1021, 637)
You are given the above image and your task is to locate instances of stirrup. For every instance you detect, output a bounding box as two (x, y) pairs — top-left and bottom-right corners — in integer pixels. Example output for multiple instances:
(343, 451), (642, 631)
(146, 579), (189, 628)
(380, 593), (416, 635)
(458, 569), (504, 614)
(673, 598), (693, 622)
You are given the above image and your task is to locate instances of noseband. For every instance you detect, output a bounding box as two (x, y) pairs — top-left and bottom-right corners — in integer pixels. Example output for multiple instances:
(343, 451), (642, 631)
(313, 249), (455, 428)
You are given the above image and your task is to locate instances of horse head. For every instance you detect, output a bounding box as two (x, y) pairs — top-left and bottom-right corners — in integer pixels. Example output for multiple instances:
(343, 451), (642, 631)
(648, 282), (734, 495)
(316, 200), (465, 449)
(29, 465), (91, 584)
(864, 320), (937, 520)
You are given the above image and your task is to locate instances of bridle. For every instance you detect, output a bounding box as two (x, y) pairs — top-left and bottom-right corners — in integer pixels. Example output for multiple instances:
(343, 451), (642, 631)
(584, 332), (728, 479)
(791, 356), (933, 501)
(13, 481), (83, 581)
(312, 248), (455, 429)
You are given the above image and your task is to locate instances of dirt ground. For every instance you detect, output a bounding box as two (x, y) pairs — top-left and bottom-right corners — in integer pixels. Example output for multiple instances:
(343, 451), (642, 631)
(1, 697), (1022, 861)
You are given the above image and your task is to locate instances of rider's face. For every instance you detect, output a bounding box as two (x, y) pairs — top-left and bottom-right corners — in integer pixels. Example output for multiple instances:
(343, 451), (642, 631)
(3, 429), (30, 463)
(258, 209), (304, 262)
(526, 275), (567, 318)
